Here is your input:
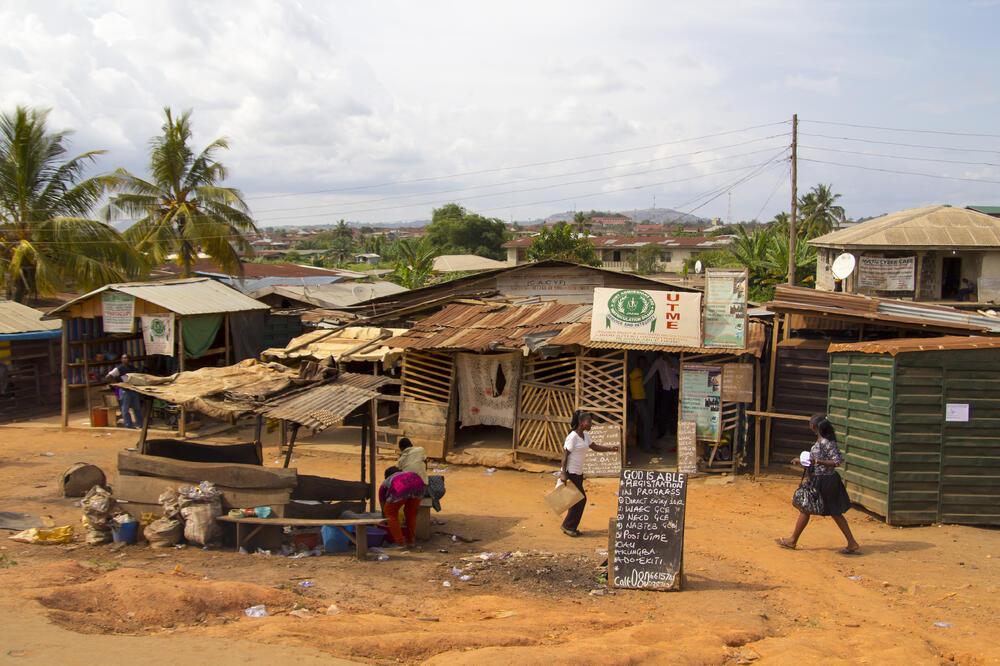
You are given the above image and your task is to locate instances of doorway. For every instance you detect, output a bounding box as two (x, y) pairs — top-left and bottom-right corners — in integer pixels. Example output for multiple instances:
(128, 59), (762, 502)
(942, 256), (962, 299)
(626, 351), (680, 470)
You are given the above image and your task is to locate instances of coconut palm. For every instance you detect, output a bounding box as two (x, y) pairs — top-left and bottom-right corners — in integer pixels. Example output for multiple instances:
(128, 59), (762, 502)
(105, 108), (257, 277)
(391, 237), (437, 289)
(0, 106), (143, 303)
(798, 183), (845, 239)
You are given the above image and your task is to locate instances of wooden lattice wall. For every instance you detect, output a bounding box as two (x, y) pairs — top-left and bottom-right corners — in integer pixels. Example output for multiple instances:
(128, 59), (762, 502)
(513, 355), (576, 459)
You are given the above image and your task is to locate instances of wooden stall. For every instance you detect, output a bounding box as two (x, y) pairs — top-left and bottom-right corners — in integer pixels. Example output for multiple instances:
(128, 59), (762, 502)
(0, 300), (61, 421)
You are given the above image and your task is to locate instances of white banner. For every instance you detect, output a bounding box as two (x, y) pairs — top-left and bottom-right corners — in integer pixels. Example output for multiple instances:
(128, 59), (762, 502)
(858, 256), (915, 291)
(101, 292), (135, 333)
(456, 352), (521, 428)
(141, 314), (175, 356)
(590, 288), (702, 347)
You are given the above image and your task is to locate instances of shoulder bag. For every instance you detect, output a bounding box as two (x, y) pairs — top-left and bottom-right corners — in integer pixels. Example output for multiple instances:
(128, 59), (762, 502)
(792, 467), (825, 515)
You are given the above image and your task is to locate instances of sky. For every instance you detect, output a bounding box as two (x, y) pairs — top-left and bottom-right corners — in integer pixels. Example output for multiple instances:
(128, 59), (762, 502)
(3, 1), (1000, 227)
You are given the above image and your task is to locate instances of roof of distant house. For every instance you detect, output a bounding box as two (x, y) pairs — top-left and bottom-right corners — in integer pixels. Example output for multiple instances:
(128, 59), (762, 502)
(0, 300), (61, 339)
(47, 278), (269, 318)
(967, 205), (1000, 216)
(501, 235), (731, 249)
(160, 259), (345, 279)
(810, 205), (1000, 249)
(432, 254), (509, 273)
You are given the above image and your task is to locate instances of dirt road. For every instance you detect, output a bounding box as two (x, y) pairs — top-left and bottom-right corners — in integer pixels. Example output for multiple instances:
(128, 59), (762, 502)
(0, 425), (997, 664)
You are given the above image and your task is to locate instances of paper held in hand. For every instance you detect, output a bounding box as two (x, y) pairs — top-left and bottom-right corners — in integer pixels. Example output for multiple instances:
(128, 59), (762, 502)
(545, 481), (585, 515)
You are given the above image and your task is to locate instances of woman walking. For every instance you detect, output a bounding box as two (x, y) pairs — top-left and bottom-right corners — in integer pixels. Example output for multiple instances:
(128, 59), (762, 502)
(559, 410), (620, 537)
(777, 415), (861, 554)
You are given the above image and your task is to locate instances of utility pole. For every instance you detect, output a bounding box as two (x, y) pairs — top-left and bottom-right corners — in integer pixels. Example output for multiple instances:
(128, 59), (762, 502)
(787, 113), (798, 286)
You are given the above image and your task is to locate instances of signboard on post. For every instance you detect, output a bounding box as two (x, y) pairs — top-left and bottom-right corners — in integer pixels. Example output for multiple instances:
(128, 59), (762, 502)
(584, 423), (622, 477)
(612, 470), (688, 591)
(680, 364), (722, 441)
(101, 292), (136, 333)
(721, 363), (754, 403)
(858, 256), (915, 291)
(590, 288), (702, 347)
(703, 268), (748, 349)
(676, 420), (698, 474)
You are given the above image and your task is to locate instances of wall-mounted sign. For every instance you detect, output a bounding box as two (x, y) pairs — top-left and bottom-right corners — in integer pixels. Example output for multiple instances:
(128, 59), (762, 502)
(680, 364), (722, 441)
(141, 314), (175, 356)
(945, 403), (970, 422)
(703, 268), (748, 349)
(590, 288), (702, 347)
(858, 256), (915, 291)
(721, 363), (754, 403)
(101, 292), (136, 333)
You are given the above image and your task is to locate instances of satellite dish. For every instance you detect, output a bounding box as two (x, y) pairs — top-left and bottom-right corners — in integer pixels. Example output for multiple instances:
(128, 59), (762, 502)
(831, 253), (857, 280)
(352, 285), (374, 301)
(694, 260), (703, 274)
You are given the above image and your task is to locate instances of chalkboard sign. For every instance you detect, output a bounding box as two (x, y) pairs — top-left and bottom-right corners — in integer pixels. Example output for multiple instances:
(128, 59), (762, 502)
(612, 470), (688, 591)
(722, 363), (754, 403)
(676, 420), (698, 475)
(584, 423), (621, 478)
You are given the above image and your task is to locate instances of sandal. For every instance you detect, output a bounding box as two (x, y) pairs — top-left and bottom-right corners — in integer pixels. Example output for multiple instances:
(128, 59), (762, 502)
(562, 528), (581, 537)
(839, 547), (861, 555)
(775, 537), (797, 550)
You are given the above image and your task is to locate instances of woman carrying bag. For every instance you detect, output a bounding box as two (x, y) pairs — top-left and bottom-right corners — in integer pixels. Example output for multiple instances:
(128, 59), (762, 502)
(558, 410), (619, 537)
(776, 415), (861, 555)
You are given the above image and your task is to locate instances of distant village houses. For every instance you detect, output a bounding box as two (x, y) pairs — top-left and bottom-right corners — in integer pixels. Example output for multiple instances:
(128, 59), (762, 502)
(502, 234), (732, 273)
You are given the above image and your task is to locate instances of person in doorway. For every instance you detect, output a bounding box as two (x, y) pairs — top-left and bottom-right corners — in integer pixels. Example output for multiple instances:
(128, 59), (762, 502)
(776, 415), (861, 555)
(558, 410), (620, 537)
(104, 354), (143, 429)
(630, 356), (656, 452)
(396, 437), (428, 483)
(379, 466), (426, 547)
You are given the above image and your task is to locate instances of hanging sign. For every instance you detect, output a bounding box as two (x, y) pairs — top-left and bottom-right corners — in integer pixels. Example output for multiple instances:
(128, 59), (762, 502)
(857, 256), (915, 291)
(612, 470), (688, 591)
(676, 420), (698, 475)
(583, 423), (622, 478)
(590, 288), (702, 347)
(703, 268), (748, 348)
(141, 314), (175, 357)
(101, 292), (136, 333)
(680, 364), (722, 441)
(721, 363), (754, 403)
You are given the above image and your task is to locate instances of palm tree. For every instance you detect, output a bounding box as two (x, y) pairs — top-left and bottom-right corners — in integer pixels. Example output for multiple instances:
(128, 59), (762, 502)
(105, 108), (257, 277)
(391, 237), (437, 289)
(798, 183), (845, 239)
(0, 106), (143, 303)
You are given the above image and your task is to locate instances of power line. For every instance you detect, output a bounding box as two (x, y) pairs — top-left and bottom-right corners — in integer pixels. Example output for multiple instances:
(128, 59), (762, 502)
(252, 133), (790, 215)
(752, 161), (790, 222)
(800, 132), (1000, 155)
(798, 157), (1000, 185)
(801, 119), (1000, 140)
(678, 154), (789, 218)
(800, 145), (1000, 168)
(245, 120), (791, 201)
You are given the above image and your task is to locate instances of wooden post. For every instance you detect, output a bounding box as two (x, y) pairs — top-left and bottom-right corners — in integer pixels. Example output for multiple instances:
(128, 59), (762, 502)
(177, 317), (186, 438)
(224, 313), (232, 365)
(763, 318), (781, 470)
(787, 113), (798, 286)
(360, 409), (368, 485)
(82, 341), (93, 426)
(138, 397), (152, 454)
(368, 398), (377, 512)
(60, 320), (69, 428)
(753, 358), (763, 477)
(282, 423), (299, 469)
(253, 415), (264, 465)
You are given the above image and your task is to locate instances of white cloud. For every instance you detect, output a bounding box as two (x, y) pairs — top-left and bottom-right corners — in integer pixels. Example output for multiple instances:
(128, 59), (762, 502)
(784, 74), (841, 95)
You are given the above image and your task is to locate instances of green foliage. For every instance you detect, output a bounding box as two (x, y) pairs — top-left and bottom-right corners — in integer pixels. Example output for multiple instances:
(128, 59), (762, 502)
(727, 224), (816, 301)
(0, 106), (144, 302)
(391, 237), (437, 289)
(426, 203), (507, 259)
(526, 222), (600, 266)
(635, 243), (666, 274)
(681, 249), (742, 275)
(328, 219), (355, 264)
(798, 183), (845, 238)
(106, 107), (258, 277)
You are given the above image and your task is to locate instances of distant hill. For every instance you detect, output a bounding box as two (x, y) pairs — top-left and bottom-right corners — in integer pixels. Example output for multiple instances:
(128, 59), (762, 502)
(544, 208), (707, 225)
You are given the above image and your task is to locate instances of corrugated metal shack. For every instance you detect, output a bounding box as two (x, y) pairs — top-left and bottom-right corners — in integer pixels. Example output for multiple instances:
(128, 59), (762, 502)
(0, 300), (62, 420)
(763, 286), (1000, 468)
(827, 337), (1000, 526)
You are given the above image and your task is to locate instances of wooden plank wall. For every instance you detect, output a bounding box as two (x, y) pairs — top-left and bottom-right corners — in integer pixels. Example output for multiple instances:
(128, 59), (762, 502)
(828, 353), (894, 519)
(399, 350), (454, 459)
(772, 339), (831, 463)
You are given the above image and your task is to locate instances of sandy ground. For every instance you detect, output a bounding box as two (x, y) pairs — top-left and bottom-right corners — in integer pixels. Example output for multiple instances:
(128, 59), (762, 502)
(0, 425), (998, 665)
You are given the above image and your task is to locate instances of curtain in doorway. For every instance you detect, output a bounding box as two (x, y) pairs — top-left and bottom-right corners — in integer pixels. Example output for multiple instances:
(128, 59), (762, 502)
(456, 352), (522, 428)
(182, 314), (223, 359)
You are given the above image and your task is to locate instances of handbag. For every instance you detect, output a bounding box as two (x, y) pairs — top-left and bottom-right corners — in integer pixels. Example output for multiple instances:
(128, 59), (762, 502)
(792, 468), (825, 515)
(545, 480), (585, 515)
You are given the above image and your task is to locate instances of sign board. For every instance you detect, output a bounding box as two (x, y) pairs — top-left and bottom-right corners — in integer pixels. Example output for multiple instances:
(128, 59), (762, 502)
(676, 420), (698, 475)
(590, 288), (702, 347)
(721, 363), (754, 403)
(583, 423), (622, 478)
(945, 403), (970, 422)
(857, 256), (915, 291)
(680, 364), (722, 441)
(101, 292), (136, 333)
(498, 274), (603, 302)
(703, 268), (748, 349)
(612, 470), (688, 591)
(141, 314), (175, 356)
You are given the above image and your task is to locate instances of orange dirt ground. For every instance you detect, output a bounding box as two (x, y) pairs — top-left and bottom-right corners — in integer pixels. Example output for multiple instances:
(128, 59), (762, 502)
(0, 425), (997, 665)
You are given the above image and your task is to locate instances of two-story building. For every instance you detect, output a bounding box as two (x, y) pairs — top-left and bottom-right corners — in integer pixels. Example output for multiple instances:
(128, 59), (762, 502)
(502, 235), (732, 273)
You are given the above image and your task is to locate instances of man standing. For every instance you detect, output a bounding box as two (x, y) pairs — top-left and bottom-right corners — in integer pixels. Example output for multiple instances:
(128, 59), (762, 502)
(105, 354), (142, 429)
(629, 355), (656, 453)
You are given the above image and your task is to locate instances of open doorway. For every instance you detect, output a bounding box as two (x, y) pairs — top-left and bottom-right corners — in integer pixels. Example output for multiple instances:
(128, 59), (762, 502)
(626, 351), (680, 469)
(942, 256), (962, 299)
(452, 352), (521, 459)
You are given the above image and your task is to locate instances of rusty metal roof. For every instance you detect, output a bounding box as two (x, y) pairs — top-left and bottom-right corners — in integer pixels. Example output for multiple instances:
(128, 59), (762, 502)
(261, 326), (406, 366)
(828, 336), (1000, 356)
(766, 285), (1000, 335)
(388, 301), (767, 356)
(259, 373), (393, 431)
(0, 299), (61, 336)
(810, 205), (1000, 249)
(47, 278), (269, 318)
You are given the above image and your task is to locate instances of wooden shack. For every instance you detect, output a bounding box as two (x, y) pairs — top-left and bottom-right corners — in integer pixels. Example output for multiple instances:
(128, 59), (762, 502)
(827, 336), (1000, 526)
(0, 300), (61, 420)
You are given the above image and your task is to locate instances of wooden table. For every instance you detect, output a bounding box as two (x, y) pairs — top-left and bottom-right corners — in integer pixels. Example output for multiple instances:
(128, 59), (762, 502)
(217, 516), (384, 559)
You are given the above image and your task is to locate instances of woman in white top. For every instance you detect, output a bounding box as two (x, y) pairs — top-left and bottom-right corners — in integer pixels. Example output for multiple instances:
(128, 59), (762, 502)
(559, 410), (619, 537)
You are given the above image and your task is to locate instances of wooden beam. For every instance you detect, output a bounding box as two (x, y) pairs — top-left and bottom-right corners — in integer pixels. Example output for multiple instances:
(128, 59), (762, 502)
(282, 422), (299, 469)
(763, 319), (781, 469)
(747, 410), (811, 421)
(368, 398), (377, 512)
(60, 320), (69, 428)
(138, 397), (152, 454)
(753, 358), (762, 478)
(117, 450), (297, 488)
(177, 317), (186, 438)
(224, 313), (232, 365)
(83, 341), (93, 426)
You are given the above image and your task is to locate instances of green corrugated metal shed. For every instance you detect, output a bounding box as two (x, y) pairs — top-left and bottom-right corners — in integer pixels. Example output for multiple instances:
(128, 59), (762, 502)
(827, 337), (1000, 526)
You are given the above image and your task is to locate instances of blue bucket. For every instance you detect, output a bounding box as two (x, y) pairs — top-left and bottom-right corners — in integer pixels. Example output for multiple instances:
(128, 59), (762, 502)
(111, 520), (139, 544)
(322, 525), (351, 553)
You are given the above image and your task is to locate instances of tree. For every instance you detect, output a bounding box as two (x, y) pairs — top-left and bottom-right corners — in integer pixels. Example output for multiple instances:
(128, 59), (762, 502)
(0, 106), (143, 302)
(798, 183), (846, 239)
(635, 243), (666, 274)
(391, 237), (437, 289)
(329, 219), (355, 264)
(425, 203), (507, 259)
(573, 211), (592, 235)
(526, 222), (600, 266)
(724, 223), (816, 301)
(106, 108), (258, 277)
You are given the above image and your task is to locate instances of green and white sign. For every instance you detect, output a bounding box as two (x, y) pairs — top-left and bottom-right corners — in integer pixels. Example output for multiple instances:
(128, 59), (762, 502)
(101, 292), (136, 333)
(141, 313), (175, 356)
(680, 364), (722, 441)
(591, 288), (702, 347)
(703, 268), (748, 349)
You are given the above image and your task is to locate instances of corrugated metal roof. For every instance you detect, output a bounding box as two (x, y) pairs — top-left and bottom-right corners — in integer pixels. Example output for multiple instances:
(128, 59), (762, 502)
(810, 205), (1000, 248)
(828, 335), (1000, 356)
(259, 373), (393, 431)
(261, 326), (406, 365)
(549, 319), (768, 357)
(47, 278), (269, 318)
(250, 281), (407, 308)
(766, 285), (1000, 335)
(0, 300), (61, 335)
(432, 254), (509, 272)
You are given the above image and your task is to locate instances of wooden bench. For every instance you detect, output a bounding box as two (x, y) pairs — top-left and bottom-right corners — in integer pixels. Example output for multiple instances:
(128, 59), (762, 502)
(217, 516), (384, 559)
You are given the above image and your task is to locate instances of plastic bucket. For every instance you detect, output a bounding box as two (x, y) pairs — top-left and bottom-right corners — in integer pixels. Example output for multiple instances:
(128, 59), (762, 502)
(321, 525), (351, 553)
(111, 520), (139, 544)
(90, 407), (109, 428)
